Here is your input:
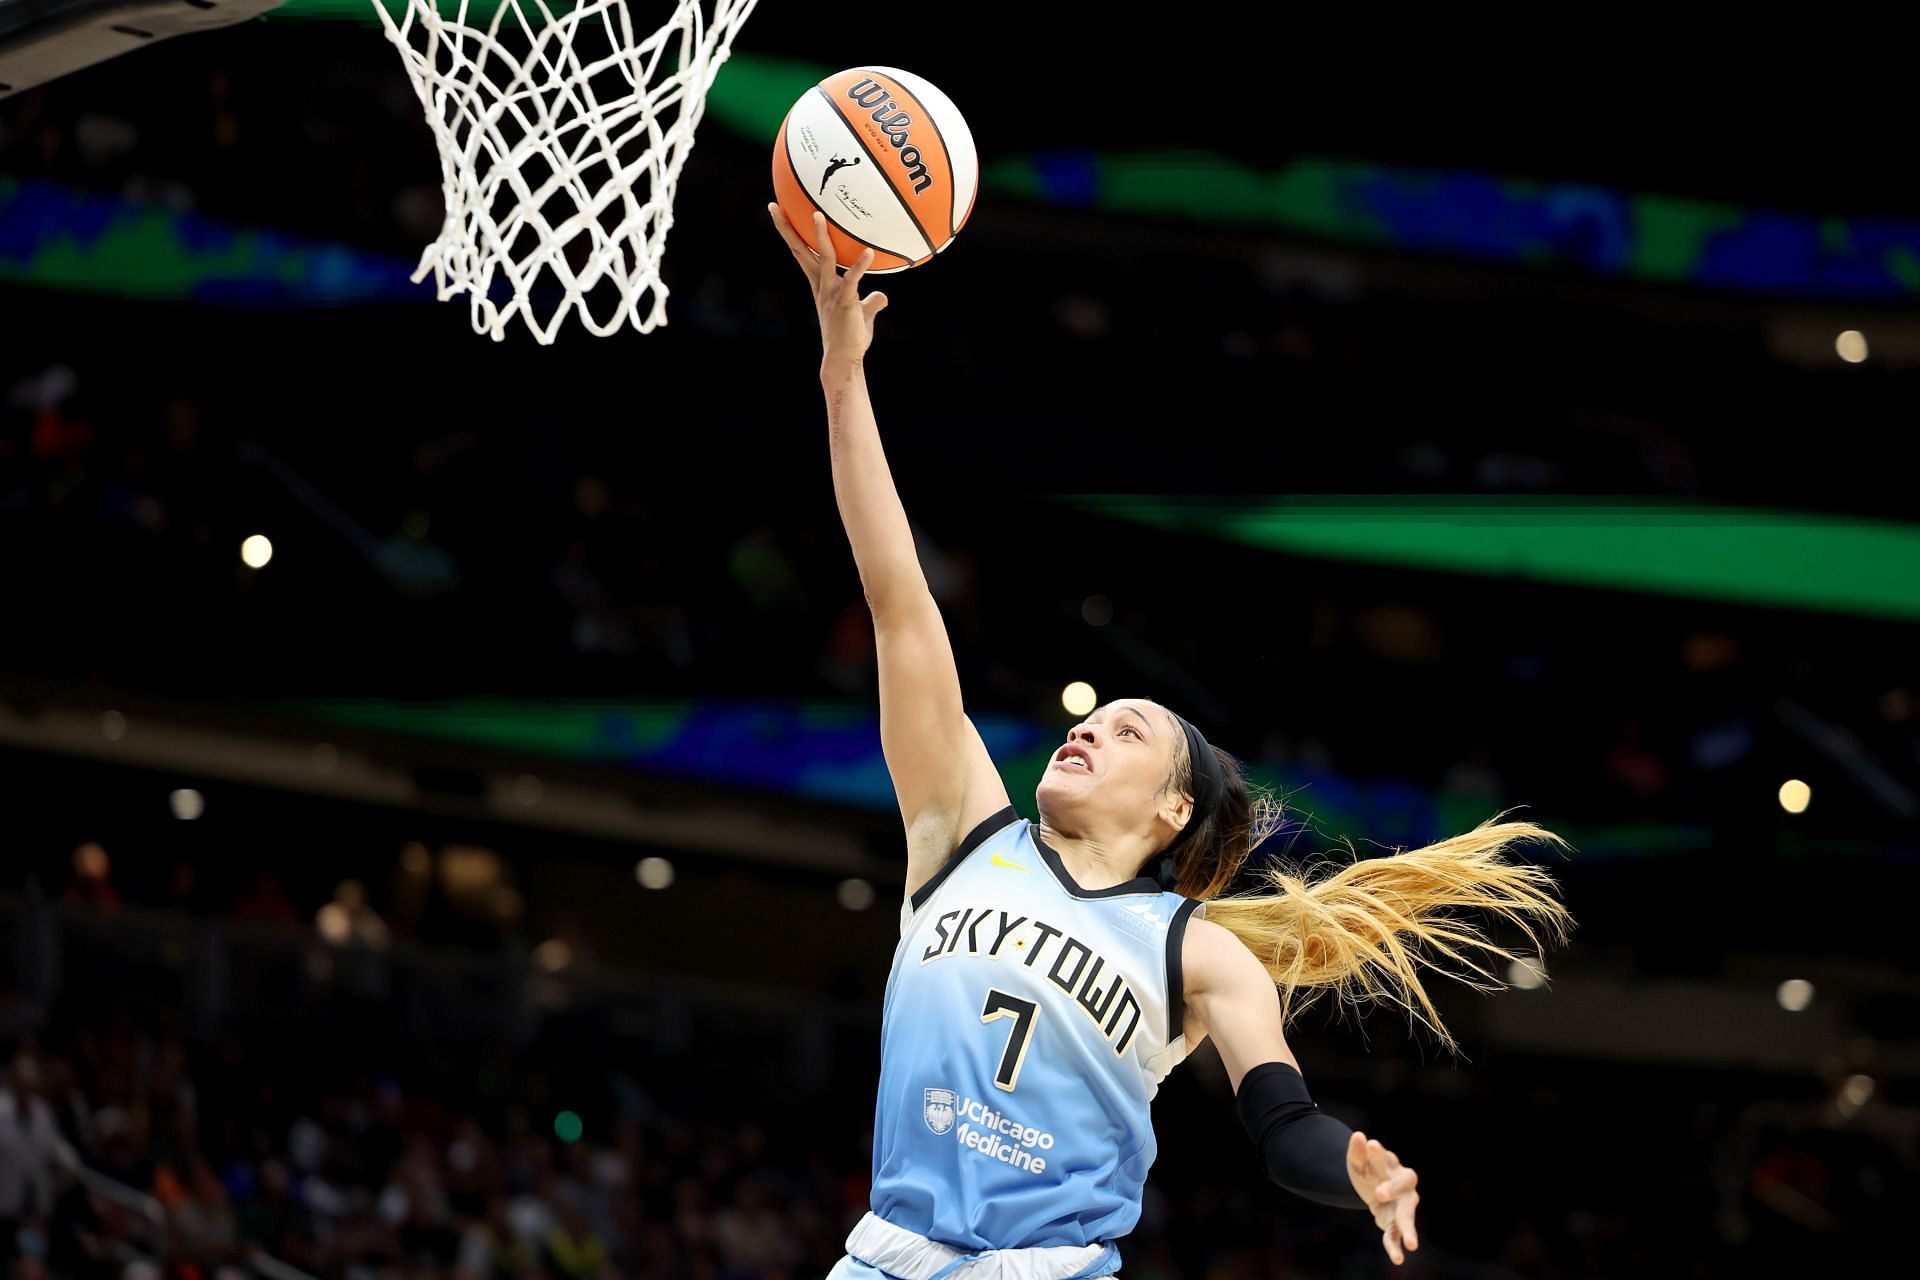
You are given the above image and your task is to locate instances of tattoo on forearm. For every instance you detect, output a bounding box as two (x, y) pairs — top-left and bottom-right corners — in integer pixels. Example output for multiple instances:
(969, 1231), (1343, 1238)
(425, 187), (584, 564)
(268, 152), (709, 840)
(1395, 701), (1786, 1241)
(829, 389), (846, 449)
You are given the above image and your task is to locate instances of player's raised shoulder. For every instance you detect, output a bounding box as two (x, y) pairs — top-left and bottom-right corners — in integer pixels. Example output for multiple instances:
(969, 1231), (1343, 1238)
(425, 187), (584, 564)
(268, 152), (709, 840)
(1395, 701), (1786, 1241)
(1183, 916), (1271, 997)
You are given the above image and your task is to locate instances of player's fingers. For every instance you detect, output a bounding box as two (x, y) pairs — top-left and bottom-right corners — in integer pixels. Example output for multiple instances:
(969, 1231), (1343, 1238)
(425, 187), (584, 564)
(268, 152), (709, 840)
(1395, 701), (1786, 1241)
(1376, 1169), (1415, 1201)
(768, 205), (820, 273)
(1396, 1190), (1420, 1252)
(1383, 1226), (1404, 1266)
(778, 230), (825, 286)
(1368, 1139), (1397, 1185)
(812, 211), (838, 279)
(843, 247), (876, 292)
(1364, 1139), (1385, 1180)
(1347, 1131), (1372, 1200)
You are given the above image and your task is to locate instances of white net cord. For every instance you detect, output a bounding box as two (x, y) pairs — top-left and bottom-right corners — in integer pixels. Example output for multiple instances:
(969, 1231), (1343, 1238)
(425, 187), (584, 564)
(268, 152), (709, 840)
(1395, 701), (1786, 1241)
(373, 0), (760, 343)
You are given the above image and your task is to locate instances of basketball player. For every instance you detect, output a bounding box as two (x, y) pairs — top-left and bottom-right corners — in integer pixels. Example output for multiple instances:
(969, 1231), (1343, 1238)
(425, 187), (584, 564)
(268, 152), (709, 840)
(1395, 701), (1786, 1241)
(770, 205), (1572, 1278)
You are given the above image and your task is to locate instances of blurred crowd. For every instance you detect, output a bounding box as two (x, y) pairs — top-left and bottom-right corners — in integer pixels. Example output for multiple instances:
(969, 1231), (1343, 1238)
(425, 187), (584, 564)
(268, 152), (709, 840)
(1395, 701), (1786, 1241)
(0, 1020), (865, 1280)
(1, 961), (1913, 1280)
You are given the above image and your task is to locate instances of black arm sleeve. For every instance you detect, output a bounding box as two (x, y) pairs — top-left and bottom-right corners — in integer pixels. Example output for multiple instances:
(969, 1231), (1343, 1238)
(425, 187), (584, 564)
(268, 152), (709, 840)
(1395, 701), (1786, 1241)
(1235, 1061), (1367, 1210)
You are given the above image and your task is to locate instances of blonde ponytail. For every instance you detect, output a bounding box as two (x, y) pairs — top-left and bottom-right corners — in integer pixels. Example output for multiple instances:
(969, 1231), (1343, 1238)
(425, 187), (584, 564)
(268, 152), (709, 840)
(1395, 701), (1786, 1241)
(1202, 814), (1573, 1052)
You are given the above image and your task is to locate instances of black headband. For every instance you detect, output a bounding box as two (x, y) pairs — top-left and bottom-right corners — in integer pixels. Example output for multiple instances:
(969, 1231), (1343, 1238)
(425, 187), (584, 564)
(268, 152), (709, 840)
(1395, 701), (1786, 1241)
(1151, 712), (1223, 892)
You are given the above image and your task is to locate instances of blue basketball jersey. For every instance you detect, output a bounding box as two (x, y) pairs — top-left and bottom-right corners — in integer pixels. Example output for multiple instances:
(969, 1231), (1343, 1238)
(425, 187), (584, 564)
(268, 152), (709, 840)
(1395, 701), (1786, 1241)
(868, 807), (1202, 1261)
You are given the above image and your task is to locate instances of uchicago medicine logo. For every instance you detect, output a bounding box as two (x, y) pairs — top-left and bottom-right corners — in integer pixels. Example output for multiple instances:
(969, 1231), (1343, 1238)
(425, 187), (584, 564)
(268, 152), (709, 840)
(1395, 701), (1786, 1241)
(923, 1088), (957, 1135)
(921, 1090), (1057, 1176)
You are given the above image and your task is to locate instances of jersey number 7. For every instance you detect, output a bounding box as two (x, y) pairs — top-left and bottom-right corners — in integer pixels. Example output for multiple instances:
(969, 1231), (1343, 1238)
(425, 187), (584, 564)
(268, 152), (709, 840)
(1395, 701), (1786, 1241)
(980, 989), (1040, 1091)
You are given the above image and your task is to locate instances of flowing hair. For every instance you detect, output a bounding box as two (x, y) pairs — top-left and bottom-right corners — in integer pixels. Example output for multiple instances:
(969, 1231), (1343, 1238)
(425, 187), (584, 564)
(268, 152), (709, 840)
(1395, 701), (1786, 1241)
(1162, 734), (1573, 1054)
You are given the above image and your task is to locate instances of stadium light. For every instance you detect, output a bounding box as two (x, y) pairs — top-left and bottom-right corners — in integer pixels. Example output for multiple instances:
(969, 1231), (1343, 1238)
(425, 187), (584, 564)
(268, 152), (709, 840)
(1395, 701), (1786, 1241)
(1062, 681), (1097, 716)
(1778, 779), (1811, 814)
(241, 534), (274, 568)
(1776, 979), (1815, 1012)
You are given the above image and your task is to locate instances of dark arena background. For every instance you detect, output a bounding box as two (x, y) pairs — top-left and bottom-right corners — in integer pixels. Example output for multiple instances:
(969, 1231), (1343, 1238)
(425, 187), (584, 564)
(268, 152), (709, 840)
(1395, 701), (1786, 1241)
(2, 5), (1916, 1278)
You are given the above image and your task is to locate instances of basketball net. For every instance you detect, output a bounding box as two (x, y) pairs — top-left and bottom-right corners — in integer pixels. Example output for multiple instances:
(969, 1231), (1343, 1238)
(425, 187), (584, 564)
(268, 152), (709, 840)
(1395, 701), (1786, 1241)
(372, 0), (759, 343)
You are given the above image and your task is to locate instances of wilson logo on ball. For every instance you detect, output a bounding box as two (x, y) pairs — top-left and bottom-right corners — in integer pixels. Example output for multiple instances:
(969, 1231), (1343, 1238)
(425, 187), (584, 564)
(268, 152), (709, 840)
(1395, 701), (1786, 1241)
(847, 78), (933, 195)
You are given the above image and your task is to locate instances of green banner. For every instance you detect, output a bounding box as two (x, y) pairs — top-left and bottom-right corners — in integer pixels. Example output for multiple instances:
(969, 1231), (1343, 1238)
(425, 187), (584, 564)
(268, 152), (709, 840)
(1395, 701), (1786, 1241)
(1065, 497), (1920, 621)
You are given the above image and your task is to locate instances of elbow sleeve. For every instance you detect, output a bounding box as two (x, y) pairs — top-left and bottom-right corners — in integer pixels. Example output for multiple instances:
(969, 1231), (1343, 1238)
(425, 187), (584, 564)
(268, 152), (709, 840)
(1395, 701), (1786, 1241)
(1235, 1061), (1367, 1210)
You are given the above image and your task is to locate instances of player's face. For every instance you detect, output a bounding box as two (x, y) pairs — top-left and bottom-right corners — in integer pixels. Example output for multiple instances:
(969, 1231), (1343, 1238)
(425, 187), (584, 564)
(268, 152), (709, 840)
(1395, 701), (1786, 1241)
(1035, 699), (1190, 844)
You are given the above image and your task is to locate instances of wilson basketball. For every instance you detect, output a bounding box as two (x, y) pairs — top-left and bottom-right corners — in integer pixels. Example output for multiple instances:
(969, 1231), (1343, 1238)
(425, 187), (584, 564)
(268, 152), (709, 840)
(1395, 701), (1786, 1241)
(772, 67), (979, 273)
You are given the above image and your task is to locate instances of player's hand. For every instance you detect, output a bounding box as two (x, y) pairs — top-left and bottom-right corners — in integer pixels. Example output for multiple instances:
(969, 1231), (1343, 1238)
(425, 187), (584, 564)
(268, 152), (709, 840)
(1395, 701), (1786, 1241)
(1348, 1131), (1419, 1265)
(768, 203), (888, 364)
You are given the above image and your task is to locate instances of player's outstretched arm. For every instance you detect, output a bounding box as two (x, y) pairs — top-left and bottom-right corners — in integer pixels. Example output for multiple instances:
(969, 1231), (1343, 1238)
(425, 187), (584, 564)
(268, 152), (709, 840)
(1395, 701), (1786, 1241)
(1184, 919), (1423, 1265)
(769, 205), (1010, 899)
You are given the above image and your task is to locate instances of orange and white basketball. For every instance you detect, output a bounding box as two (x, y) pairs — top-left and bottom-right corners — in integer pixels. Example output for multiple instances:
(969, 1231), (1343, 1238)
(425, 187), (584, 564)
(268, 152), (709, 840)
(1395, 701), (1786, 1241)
(772, 67), (978, 273)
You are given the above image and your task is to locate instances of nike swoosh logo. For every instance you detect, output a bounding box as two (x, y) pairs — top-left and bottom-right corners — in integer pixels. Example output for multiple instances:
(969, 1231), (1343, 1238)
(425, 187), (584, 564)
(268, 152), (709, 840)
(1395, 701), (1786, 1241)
(989, 853), (1030, 872)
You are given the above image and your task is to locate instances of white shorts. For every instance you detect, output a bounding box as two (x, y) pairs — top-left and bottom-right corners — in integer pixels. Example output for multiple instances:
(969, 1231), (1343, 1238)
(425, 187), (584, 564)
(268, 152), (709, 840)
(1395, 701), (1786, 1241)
(830, 1212), (1120, 1280)
(826, 1254), (1122, 1280)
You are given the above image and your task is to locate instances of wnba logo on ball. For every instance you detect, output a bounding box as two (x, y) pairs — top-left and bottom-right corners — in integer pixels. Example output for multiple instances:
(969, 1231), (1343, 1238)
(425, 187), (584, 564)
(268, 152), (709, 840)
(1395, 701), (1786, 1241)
(847, 79), (933, 195)
(923, 1088), (957, 1135)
